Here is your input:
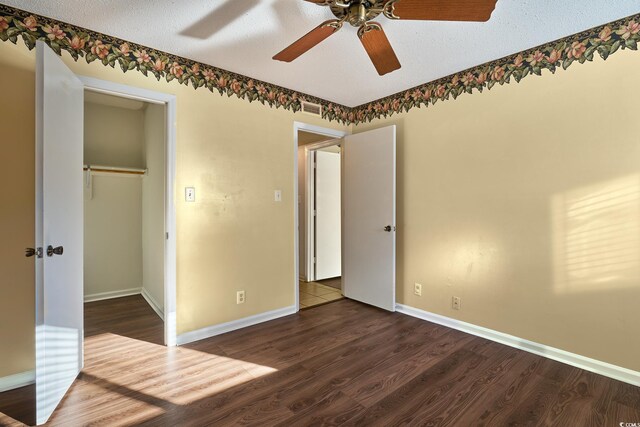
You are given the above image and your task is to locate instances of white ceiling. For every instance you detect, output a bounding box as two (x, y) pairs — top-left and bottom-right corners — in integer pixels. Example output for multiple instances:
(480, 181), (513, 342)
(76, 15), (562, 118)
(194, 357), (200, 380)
(7, 0), (639, 106)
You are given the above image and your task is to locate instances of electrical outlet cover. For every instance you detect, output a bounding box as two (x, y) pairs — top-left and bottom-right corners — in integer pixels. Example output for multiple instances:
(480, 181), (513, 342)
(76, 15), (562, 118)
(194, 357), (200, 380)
(237, 290), (246, 304)
(414, 283), (422, 296)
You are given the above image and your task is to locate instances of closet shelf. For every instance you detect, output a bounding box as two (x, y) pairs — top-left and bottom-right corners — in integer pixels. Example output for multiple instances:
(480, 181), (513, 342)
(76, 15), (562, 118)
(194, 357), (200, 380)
(83, 164), (147, 176)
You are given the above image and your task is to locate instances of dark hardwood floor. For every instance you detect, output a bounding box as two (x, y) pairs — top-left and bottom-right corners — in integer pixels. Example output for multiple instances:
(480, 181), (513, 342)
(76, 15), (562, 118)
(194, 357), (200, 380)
(1, 295), (639, 426)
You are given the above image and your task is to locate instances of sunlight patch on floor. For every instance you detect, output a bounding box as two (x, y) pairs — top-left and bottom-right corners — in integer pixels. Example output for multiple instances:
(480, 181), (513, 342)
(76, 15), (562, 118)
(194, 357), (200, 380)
(81, 333), (278, 406)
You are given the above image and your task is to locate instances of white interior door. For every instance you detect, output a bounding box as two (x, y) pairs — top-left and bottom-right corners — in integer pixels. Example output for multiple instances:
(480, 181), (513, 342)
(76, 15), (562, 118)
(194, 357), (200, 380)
(343, 125), (396, 311)
(35, 41), (84, 425)
(315, 149), (341, 280)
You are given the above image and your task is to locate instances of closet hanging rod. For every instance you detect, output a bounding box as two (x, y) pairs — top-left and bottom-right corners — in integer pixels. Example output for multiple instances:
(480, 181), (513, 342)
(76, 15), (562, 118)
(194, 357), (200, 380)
(83, 165), (147, 175)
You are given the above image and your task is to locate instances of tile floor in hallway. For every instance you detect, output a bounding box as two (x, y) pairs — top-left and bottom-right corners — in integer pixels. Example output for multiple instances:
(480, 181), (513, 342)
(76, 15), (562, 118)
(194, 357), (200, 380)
(299, 279), (343, 308)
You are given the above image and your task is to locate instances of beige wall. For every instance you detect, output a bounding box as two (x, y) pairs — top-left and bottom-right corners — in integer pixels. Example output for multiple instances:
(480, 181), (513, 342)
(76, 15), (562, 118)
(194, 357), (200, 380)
(354, 48), (640, 372)
(0, 38), (349, 377)
(84, 175), (143, 297)
(84, 102), (145, 168)
(0, 42), (35, 378)
(142, 104), (166, 311)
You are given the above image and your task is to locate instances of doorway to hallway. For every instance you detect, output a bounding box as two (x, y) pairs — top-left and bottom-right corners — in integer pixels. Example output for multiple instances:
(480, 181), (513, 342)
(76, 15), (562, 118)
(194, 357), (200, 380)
(297, 129), (344, 309)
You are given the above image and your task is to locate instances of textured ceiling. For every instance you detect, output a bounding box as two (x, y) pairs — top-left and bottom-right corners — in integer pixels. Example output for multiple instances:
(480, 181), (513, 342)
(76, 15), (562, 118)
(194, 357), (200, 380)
(5, 0), (639, 106)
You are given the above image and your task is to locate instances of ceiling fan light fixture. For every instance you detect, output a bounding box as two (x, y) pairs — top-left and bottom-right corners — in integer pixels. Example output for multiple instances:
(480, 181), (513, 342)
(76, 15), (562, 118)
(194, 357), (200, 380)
(280, 0), (500, 75)
(382, 0), (400, 20)
(330, 0), (385, 26)
(356, 21), (382, 38)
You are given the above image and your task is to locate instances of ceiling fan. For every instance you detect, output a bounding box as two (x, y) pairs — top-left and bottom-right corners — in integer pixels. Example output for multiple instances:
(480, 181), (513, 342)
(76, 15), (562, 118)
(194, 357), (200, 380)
(273, 0), (498, 76)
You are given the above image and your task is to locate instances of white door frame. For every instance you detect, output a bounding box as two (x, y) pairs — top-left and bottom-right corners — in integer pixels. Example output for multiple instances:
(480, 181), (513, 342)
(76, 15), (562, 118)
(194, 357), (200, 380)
(304, 138), (342, 282)
(293, 122), (347, 311)
(78, 76), (178, 346)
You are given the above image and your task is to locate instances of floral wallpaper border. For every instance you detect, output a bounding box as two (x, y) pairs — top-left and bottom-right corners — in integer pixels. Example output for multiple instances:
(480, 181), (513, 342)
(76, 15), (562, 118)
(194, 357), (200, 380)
(0, 4), (352, 124)
(352, 13), (640, 123)
(0, 4), (639, 125)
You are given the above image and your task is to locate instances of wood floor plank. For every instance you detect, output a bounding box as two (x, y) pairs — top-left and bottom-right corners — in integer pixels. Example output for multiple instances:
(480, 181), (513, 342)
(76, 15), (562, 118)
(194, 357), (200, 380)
(614, 380), (640, 409)
(344, 340), (521, 426)
(443, 349), (544, 425)
(433, 345), (531, 427)
(276, 390), (365, 427)
(135, 363), (315, 426)
(171, 320), (425, 427)
(0, 296), (638, 426)
(541, 368), (608, 427)
(590, 376), (640, 427)
(302, 315), (450, 378)
(466, 353), (542, 426)
(609, 401), (640, 426)
(273, 317), (438, 415)
(341, 330), (478, 408)
(489, 371), (563, 426)
(222, 307), (396, 371)
(210, 299), (368, 354)
(344, 348), (488, 425)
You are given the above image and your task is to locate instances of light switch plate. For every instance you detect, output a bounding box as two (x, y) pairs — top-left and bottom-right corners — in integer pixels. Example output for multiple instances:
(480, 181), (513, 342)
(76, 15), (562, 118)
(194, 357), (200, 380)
(185, 187), (195, 202)
(274, 190), (282, 202)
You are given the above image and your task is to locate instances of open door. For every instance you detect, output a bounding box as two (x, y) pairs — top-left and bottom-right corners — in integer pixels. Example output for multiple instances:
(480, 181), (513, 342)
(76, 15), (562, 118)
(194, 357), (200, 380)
(34, 41), (84, 424)
(343, 125), (396, 311)
(315, 149), (342, 280)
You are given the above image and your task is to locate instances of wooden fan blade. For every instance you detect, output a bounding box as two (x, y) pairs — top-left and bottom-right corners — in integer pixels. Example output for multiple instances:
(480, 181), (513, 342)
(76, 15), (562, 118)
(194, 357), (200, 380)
(385, 0), (498, 22)
(273, 20), (341, 62)
(358, 23), (401, 76)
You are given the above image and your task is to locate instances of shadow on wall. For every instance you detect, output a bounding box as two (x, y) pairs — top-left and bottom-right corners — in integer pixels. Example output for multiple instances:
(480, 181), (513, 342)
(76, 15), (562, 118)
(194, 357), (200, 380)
(552, 174), (640, 294)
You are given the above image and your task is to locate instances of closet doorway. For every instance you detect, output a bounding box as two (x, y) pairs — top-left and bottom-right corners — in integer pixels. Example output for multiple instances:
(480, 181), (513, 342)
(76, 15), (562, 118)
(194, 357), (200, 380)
(297, 126), (346, 309)
(82, 88), (171, 345)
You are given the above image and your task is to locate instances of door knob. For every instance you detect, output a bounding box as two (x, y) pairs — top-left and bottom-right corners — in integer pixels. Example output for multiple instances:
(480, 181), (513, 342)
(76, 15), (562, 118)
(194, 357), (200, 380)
(47, 245), (64, 257)
(25, 247), (43, 258)
(384, 225), (394, 232)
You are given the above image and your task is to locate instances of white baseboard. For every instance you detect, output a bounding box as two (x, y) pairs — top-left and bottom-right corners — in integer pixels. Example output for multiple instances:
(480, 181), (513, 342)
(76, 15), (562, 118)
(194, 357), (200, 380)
(84, 287), (142, 302)
(0, 370), (35, 393)
(177, 305), (297, 346)
(141, 287), (164, 321)
(396, 303), (640, 387)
